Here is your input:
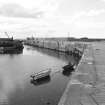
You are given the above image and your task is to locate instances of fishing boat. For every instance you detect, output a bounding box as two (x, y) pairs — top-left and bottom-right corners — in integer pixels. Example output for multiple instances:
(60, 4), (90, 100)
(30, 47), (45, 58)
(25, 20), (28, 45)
(30, 69), (51, 80)
(63, 62), (76, 71)
(0, 32), (24, 53)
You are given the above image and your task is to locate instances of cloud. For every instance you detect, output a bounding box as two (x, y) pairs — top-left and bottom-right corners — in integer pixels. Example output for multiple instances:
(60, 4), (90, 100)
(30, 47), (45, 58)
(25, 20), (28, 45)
(0, 14), (63, 37)
(0, 0), (59, 19)
(101, 0), (105, 2)
(63, 9), (105, 24)
(0, 0), (105, 38)
(0, 0), (62, 34)
(85, 9), (105, 16)
(0, 3), (44, 18)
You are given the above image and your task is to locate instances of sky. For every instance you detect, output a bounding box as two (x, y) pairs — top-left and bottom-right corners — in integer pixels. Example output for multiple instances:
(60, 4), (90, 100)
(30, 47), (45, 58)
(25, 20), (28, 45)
(0, 0), (105, 38)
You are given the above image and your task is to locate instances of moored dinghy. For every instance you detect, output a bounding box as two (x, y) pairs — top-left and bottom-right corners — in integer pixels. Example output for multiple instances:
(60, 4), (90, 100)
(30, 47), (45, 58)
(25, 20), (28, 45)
(30, 69), (51, 80)
(63, 62), (76, 71)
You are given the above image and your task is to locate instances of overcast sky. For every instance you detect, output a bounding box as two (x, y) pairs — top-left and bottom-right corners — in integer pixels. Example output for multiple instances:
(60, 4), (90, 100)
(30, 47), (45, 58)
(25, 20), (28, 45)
(0, 0), (105, 38)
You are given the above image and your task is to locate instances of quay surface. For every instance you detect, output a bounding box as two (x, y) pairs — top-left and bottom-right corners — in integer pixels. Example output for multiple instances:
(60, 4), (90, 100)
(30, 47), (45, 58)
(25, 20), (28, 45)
(58, 42), (105, 105)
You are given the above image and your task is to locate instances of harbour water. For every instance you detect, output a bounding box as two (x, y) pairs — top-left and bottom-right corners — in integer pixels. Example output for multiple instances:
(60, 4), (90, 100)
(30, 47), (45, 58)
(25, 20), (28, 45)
(0, 45), (79, 105)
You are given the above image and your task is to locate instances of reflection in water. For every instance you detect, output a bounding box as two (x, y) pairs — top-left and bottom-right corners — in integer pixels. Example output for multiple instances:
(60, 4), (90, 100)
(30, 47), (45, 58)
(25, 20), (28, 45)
(0, 55), (26, 105)
(0, 45), (79, 105)
(26, 46), (79, 65)
(30, 76), (51, 86)
(0, 49), (23, 54)
(62, 68), (74, 77)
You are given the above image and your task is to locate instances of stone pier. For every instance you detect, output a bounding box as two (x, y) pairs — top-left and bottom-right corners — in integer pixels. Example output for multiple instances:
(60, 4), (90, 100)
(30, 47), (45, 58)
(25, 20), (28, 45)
(58, 42), (105, 105)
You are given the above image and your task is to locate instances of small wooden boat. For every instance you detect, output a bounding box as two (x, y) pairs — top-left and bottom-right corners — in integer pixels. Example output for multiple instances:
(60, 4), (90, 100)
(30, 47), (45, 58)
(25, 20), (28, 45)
(30, 69), (51, 80)
(63, 62), (76, 71)
(30, 75), (51, 86)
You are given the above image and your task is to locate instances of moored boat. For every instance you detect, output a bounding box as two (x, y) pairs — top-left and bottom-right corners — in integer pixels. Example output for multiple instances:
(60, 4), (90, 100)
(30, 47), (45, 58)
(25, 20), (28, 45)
(30, 69), (51, 80)
(63, 62), (76, 71)
(0, 33), (24, 54)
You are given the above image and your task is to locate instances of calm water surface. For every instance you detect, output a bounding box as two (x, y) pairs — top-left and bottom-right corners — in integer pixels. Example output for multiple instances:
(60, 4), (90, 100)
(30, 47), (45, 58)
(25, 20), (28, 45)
(0, 45), (79, 105)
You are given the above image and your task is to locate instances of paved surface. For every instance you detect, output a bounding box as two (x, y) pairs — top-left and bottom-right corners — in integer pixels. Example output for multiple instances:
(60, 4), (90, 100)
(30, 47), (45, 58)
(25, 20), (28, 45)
(58, 42), (105, 105)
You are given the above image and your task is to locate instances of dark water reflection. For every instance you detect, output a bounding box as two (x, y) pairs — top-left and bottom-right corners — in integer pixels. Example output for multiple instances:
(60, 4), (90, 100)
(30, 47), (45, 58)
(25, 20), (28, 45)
(25, 46), (79, 65)
(0, 45), (79, 105)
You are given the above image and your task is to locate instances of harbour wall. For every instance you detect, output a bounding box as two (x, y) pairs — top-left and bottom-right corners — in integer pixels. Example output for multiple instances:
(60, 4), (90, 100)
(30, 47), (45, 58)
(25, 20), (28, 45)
(24, 38), (87, 58)
(58, 43), (96, 105)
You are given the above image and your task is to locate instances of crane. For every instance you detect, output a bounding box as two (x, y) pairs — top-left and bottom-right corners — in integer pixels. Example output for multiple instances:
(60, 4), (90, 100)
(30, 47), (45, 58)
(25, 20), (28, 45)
(5, 32), (9, 38)
(4, 32), (13, 40)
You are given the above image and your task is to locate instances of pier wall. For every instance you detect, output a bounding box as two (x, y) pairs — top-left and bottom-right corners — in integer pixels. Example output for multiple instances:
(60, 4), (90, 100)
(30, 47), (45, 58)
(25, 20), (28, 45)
(58, 42), (105, 105)
(24, 38), (87, 57)
(58, 43), (92, 105)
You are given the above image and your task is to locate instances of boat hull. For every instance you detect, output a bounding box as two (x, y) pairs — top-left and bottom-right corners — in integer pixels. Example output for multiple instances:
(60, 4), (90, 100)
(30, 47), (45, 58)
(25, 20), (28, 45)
(0, 38), (24, 54)
(31, 70), (51, 80)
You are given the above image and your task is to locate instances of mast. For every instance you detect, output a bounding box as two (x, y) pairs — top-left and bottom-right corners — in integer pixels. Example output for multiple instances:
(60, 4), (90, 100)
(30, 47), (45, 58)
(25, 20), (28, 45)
(67, 32), (70, 41)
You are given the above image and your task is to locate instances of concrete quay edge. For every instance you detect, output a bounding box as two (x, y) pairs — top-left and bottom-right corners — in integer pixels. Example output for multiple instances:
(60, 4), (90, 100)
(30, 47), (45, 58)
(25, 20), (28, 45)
(58, 43), (99, 105)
